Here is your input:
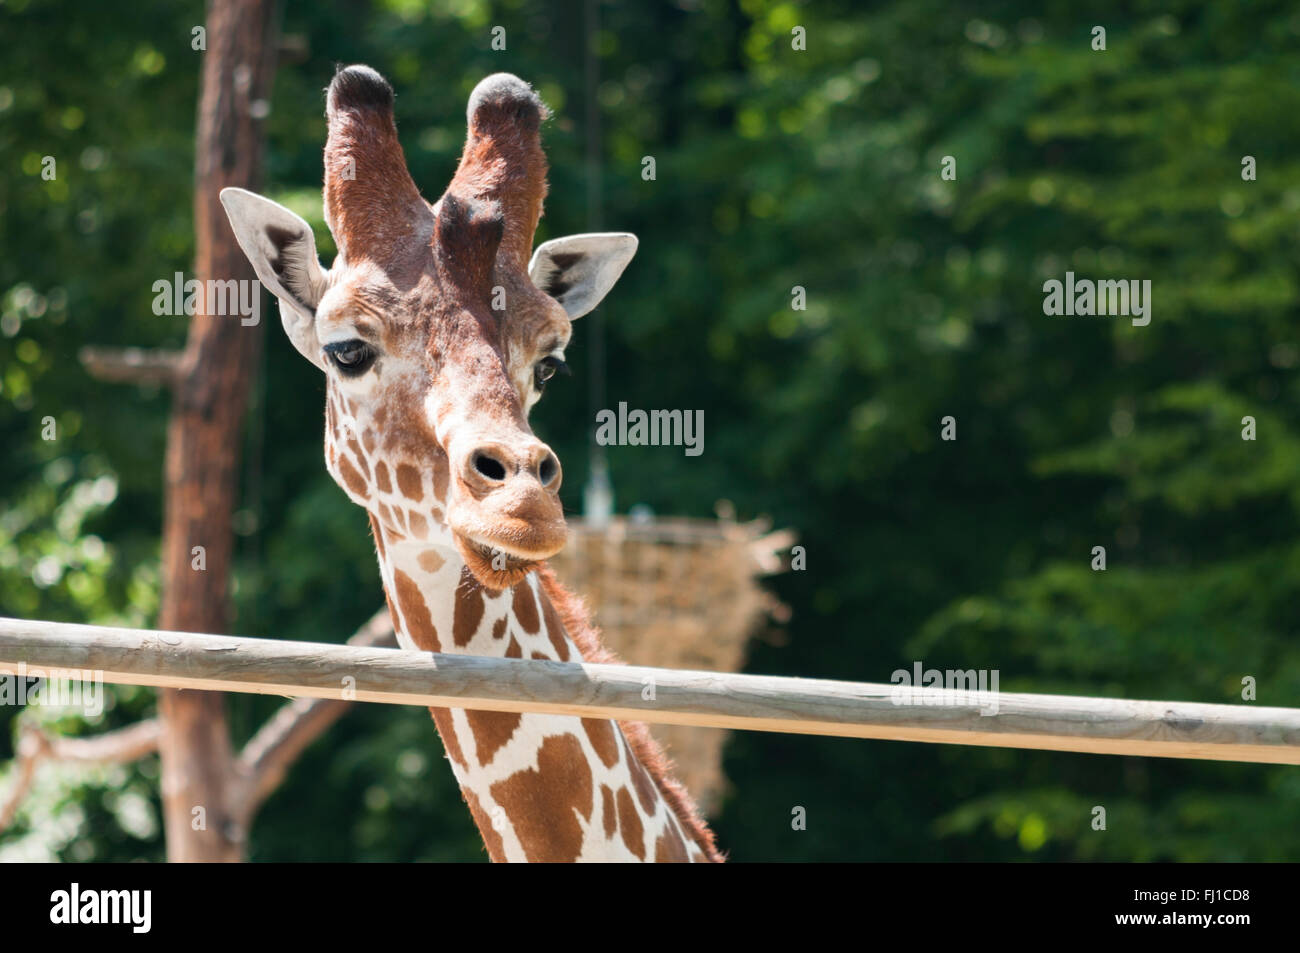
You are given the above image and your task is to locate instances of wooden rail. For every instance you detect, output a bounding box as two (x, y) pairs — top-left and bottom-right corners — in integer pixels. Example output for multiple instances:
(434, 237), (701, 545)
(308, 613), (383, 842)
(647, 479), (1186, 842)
(2, 616), (1298, 765)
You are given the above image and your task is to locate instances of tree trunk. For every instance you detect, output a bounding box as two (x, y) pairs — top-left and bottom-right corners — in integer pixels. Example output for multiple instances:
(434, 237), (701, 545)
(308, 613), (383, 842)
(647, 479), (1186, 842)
(156, 0), (278, 863)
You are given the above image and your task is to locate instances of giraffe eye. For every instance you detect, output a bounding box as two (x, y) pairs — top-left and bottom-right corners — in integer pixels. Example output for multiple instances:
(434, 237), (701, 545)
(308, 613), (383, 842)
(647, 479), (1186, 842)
(324, 340), (377, 377)
(534, 356), (569, 391)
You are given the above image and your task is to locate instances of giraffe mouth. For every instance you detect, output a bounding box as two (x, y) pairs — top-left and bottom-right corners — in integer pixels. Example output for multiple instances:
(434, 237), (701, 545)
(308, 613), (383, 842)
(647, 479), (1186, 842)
(455, 534), (541, 589)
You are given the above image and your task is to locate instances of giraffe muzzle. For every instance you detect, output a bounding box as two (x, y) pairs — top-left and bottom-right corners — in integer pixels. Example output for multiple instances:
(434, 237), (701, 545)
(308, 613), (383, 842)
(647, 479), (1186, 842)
(446, 437), (568, 586)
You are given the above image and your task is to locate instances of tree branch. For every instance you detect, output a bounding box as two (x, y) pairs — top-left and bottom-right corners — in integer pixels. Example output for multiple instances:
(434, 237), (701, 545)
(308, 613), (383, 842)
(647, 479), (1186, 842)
(235, 609), (395, 819)
(79, 346), (185, 387)
(0, 719), (161, 831)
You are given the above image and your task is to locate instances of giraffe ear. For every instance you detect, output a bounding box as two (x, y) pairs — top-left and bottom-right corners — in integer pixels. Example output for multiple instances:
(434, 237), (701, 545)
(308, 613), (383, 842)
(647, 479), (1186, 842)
(528, 233), (638, 319)
(219, 187), (328, 369)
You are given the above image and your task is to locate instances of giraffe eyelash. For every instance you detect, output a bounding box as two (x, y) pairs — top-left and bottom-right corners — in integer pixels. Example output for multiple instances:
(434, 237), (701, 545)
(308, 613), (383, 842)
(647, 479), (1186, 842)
(324, 339), (378, 377)
(534, 356), (569, 391)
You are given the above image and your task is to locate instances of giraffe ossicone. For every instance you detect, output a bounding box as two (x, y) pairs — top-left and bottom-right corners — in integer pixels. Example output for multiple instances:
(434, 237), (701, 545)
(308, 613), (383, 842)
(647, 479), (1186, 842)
(220, 66), (721, 862)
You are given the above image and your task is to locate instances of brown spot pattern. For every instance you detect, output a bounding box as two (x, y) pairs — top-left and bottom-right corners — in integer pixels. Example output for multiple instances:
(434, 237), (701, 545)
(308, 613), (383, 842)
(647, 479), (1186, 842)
(491, 617), (507, 640)
(600, 785), (616, 839)
(511, 583), (539, 634)
(616, 787), (646, 859)
(454, 570), (486, 647)
(396, 463), (423, 501)
(628, 745), (659, 814)
(546, 628), (571, 661)
(654, 825), (690, 863)
(466, 710), (522, 766)
(393, 569), (441, 651)
(539, 588), (571, 660)
(337, 454), (368, 496)
(582, 718), (620, 769)
(417, 549), (445, 573)
(432, 449), (449, 500)
(374, 460), (392, 493)
(347, 438), (370, 478)
(489, 733), (593, 863)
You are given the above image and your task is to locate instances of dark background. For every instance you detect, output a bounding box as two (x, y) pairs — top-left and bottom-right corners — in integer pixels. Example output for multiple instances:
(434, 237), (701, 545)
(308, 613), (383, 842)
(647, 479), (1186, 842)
(2, 0), (1299, 861)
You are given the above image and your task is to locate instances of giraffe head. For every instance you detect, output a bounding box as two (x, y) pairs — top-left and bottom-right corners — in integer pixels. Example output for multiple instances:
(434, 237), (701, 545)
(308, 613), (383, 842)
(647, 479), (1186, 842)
(220, 67), (637, 588)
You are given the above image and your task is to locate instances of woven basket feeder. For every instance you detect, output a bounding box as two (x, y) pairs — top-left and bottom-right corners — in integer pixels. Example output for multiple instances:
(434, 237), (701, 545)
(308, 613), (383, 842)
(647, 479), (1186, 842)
(547, 509), (794, 815)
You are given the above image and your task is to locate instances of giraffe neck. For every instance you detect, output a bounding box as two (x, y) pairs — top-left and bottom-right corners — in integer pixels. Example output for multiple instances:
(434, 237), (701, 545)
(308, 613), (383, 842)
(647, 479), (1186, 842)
(369, 516), (717, 862)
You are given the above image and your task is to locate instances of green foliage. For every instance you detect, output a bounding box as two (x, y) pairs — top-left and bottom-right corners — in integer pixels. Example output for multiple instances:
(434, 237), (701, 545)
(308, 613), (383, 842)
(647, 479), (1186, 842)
(2, 0), (1299, 861)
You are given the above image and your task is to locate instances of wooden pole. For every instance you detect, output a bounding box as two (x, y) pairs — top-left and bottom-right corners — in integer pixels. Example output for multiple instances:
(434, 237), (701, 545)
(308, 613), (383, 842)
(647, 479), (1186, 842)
(3, 617), (1297, 766)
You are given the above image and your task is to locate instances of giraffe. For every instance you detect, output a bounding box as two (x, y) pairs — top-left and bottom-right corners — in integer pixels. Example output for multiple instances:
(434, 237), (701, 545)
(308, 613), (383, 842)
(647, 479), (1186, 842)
(219, 66), (722, 862)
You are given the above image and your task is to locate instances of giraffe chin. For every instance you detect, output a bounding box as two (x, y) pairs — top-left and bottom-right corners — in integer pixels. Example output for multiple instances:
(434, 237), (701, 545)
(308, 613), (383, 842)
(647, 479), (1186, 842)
(454, 533), (541, 589)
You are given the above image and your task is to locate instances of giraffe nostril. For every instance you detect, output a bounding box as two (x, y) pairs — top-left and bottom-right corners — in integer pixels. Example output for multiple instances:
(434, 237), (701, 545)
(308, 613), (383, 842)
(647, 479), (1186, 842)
(472, 452), (508, 482)
(538, 452), (560, 489)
